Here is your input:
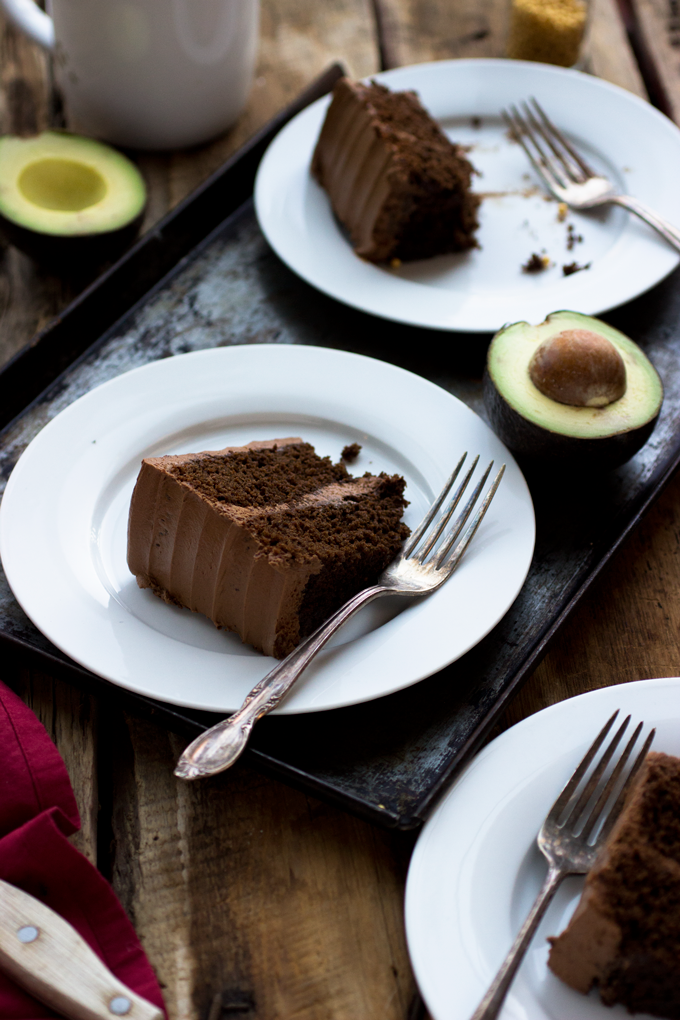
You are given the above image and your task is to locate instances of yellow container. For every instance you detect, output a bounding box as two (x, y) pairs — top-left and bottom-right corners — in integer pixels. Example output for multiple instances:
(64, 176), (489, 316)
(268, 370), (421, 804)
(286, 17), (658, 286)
(507, 0), (588, 67)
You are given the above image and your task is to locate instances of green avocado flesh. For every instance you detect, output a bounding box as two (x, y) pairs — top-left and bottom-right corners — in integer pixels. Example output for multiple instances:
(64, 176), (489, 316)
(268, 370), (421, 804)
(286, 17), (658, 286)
(0, 131), (145, 244)
(484, 311), (663, 467)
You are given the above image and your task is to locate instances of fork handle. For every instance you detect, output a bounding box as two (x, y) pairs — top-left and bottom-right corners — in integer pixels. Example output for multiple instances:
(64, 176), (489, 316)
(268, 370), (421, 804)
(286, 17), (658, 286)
(610, 195), (680, 252)
(469, 864), (565, 1020)
(174, 584), (389, 780)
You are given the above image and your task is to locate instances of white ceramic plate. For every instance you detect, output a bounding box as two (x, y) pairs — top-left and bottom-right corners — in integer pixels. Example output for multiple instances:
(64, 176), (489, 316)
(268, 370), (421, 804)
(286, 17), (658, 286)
(0, 345), (534, 714)
(255, 59), (680, 333)
(405, 676), (680, 1020)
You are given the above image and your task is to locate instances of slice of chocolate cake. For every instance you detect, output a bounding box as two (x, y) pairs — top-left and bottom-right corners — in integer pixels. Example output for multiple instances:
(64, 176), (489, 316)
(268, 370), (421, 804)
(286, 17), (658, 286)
(548, 751), (680, 1018)
(311, 77), (480, 263)
(127, 438), (409, 658)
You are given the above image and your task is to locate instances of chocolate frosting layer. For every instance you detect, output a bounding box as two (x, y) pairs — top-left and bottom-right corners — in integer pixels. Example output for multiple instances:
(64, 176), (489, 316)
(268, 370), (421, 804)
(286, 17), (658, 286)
(312, 80), (393, 258)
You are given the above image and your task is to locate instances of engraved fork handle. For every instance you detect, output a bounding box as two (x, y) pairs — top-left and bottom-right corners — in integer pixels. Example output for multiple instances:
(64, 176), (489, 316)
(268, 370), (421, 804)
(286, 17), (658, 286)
(469, 864), (565, 1020)
(611, 194), (680, 253)
(174, 584), (389, 779)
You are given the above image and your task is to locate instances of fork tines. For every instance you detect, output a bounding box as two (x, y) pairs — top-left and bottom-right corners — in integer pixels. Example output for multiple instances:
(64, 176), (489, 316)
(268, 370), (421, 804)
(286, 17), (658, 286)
(403, 453), (506, 572)
(551, 710), (656, 844)
(503, 98), (594, 190)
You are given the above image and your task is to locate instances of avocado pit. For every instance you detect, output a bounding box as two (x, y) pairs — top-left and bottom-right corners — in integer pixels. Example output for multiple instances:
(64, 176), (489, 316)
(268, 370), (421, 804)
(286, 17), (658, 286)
(529, 328), (627, 408)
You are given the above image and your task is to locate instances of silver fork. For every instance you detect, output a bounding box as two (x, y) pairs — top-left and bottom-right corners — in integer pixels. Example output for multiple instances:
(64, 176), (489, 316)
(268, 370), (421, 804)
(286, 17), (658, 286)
(470, 710), (655, 1020)
(174, 453), (505, 780)
(504, 98), (680, 253)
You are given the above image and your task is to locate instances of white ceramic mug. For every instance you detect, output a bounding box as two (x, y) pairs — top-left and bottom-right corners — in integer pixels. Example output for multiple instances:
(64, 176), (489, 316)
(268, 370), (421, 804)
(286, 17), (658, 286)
(0, 0), (259, 150)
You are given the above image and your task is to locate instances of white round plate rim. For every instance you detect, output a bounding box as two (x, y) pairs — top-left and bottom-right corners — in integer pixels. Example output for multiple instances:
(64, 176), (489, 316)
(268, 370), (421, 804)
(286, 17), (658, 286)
(0, 344), (535, 715)
(254, 58), (680, 333)
(405, 676), (680, 1020)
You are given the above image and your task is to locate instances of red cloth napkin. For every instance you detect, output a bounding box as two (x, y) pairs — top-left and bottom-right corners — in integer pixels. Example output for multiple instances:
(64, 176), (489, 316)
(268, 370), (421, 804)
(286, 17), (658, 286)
(0, 681), (166, 1018)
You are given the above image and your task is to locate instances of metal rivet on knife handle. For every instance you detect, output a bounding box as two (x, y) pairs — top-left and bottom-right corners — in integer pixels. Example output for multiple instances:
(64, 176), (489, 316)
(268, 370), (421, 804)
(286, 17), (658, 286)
(109, 996), (132, 1015)
(17, 926), (39, 943)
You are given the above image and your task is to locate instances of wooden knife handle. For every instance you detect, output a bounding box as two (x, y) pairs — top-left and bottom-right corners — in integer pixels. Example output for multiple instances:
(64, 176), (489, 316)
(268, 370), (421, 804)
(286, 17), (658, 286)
(0, 879), (164, 1020)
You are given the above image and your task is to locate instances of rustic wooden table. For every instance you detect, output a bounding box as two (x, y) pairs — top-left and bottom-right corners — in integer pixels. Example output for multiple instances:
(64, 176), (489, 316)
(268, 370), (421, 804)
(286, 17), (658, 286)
(2, 1), (680, 1018)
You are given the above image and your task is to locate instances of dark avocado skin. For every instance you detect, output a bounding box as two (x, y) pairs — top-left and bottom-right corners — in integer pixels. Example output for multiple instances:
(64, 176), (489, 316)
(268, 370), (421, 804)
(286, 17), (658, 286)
(0, 209), (144, 269)
(482, 367), (659, 469)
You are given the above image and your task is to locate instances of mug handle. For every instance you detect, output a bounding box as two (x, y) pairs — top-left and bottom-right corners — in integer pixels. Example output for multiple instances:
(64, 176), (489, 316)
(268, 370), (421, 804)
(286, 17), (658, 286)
(1, 0), (54, 48)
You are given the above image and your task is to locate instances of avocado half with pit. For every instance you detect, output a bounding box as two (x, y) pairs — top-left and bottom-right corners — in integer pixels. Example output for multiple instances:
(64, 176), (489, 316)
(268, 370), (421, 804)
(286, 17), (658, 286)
(483, 311), (663, 469)
(0, 131), (146, 266)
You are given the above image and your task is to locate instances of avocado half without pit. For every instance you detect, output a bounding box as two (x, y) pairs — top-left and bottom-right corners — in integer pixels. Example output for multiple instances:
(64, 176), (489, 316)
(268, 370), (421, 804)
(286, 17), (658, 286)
(0, 132), (146, 267)
(483, 311), (663, 469)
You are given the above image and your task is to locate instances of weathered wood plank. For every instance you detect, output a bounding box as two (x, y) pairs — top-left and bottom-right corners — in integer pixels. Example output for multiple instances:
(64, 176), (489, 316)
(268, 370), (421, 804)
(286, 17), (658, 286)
(584, 0), (647, 96)
(110, 715), (417, 1020)
(630, 0), (680, 121)
(376, 0), (510, 68)
(0, 18), (50, 136)
(11, 668), (98, 864)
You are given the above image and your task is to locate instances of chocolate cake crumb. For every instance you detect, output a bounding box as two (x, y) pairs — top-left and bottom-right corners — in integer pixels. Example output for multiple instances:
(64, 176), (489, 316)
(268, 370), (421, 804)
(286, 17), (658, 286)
(522, 252), (550, 273)
(566, 223), (583, 250)
(341, 443), (361, 462)
(562, 260), (591, 276)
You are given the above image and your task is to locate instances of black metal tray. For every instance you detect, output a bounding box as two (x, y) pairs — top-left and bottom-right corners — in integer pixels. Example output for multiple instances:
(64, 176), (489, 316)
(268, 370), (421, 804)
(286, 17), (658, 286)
(2, 65), (680, 830)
